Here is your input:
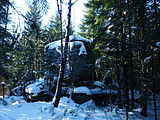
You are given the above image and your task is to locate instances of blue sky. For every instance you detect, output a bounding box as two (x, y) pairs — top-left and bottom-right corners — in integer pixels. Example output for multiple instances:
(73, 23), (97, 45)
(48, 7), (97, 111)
(9, 0), (88, 33)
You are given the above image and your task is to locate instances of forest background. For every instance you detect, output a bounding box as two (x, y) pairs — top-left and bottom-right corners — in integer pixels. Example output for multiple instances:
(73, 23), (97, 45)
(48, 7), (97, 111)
(0, 0), (160, 119)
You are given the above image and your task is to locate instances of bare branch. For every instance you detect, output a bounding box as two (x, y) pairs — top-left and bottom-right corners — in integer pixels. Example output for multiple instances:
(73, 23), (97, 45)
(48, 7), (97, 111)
(71, 0), (78, 6)
(7, 1), (28, 20)
(56, 0), (61, 15)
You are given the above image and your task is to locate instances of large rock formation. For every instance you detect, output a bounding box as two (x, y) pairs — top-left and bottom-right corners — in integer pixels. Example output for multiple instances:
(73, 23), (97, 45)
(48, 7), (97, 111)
(44, 35), (95, 88)
(71, 86), (92, 104)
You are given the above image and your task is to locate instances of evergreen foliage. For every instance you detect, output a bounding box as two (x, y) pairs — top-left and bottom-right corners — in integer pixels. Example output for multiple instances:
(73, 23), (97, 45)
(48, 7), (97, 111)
(80, 0), (160, 117)
(0, 0), (14, 82)
(0, 0), (160, 118)
(47, 13), (65, 41)
(12, 1), (45, 85)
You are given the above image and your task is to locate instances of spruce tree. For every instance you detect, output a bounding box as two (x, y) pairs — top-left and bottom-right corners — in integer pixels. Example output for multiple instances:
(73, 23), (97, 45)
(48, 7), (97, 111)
(14, 1), (45, 83)
(80, 0), (160, 118)
(0, 0), (14, 82)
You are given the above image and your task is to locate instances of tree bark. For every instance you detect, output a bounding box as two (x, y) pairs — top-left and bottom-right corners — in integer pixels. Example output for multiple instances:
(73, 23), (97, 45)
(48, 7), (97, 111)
(140, 93), (148, 117)
(5, 0), (9, 30)
(123, 61), (129, 120)
(153, 94), (157, 120)
(53, 0), (72, 108)
(127, 0), (134, 109)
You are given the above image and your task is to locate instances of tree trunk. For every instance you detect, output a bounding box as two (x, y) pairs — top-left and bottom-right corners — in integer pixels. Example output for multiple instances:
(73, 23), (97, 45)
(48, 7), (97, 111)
(127, 0), (135, 109)
(140, 93), (148, 117)
(153, 94), (157, 120)
(139, 0), (148, 117)
(123, 61), (129, 120)
(53, 0), (72, 107)
(53, 60), (65, 107)
(154, 0), (158, 29)
(5, 0), (9, 30)
(116, 42), (122, 108)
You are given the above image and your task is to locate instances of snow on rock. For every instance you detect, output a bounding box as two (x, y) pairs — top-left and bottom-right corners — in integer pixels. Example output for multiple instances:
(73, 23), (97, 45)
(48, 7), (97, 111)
(25, 78), (45, 96)
(71, 87), (92, 104)
(91, 88), (118, 95)
(45, 35), (91, 55)
(11, 85), (26, 96)
(73, 86), (91, 95)
(69, 41), (87, 55)
(45, 40), (62, 54)
(93, 81), (103, 87)
(78, 42), (87, 55)
(156, 41), (160, 47)
(144, 56), (151, 63)
(69, 35), (92, 43)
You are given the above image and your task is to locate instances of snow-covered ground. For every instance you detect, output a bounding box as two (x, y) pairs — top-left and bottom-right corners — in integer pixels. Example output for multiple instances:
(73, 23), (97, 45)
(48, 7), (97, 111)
(0, 96), (159, 120)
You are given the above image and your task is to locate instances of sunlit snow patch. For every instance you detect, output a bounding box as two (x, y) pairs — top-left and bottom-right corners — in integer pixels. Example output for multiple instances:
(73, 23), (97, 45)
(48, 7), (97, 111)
(45, 35), (92, 56)
(25, 78), (45, 96)
(73, 86), (91, 95)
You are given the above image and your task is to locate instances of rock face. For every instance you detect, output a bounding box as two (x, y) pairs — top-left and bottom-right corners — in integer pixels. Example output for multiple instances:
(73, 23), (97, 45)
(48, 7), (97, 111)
(10, 36), (95, 102)
(25, 78), (53, 102)
(44, 35), (95, 87)
(71, 86), (92, 104)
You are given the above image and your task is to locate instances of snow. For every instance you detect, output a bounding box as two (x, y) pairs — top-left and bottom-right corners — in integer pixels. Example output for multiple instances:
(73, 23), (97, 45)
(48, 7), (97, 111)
(25, 78), (45, 96)
(91, 88), (118, 95)
(0, 98), (8, 106)
(45, 35), (91, 55)
(108, 25), (113, 30)
(45, 40), (62, 54)
(69, 41), (87, 55)
(156, 41), (160, 47)
(93, 81), (103, 87)
(129, 90), (141, 100)
(73, 86), (91, 95)
(78, 44), (87, 55)
(0, 96), (160, 120)
(0, 100), (52, 120)
(105, 47), (110, 51)
(95, 59), (101, 68)
(45, 40), (61, 49)
(0, 97), (108, 120)
(144, 56), (151, 63)
(69, 35), (92, 43)
(6, 96), (26, 105)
